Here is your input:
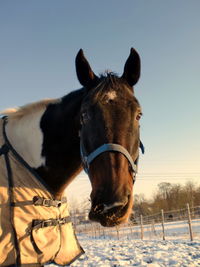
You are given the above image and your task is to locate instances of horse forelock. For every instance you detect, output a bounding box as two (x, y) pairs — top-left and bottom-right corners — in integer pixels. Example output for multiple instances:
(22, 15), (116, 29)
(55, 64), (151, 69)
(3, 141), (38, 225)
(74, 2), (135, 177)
(99, 72), (120, 87)
(85, 72), (136, 106)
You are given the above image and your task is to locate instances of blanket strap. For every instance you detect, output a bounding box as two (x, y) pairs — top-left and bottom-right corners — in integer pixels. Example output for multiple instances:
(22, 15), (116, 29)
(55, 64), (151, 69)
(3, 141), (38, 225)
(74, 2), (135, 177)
(0, 143), (9, 156)
(32, 216), (71, 229)
(0, 118), (21, 265)
(30, 216), (71, 255)
(0, 147), (21, 266)
(33, 196), (67, 207)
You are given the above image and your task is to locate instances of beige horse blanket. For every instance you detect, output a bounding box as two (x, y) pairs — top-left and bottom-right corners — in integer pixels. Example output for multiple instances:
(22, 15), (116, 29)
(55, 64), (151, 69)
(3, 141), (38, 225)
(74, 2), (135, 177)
(0, 118), (84, 266)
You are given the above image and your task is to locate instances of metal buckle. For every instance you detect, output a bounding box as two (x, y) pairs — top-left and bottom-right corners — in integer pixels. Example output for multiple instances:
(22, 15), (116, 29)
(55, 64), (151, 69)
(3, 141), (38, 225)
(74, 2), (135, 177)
(42, 199), (50, 207)
(83, 156), (89, 173)
(59, 217), (70, 225)
(55, 200), (62, 207)
(59, 218), (66, 225)
(41, 219), (54, 228)
(83, 156), (87, 166)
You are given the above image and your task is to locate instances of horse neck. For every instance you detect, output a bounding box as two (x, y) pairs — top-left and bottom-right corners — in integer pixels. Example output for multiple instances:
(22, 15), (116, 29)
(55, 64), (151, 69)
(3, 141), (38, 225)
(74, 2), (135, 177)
(37, 91), (85, 198)
(5, 89), (85, 198)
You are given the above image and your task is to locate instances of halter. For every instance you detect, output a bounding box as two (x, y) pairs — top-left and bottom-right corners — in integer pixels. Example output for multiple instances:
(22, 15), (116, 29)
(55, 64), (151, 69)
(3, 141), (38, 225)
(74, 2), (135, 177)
(80, 140), (144, 182)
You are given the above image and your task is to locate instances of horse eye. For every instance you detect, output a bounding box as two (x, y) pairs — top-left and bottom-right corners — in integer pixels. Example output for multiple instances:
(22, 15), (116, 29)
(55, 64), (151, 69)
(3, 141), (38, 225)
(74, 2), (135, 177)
(80, 112), (89, 125)
(136, 113), (142, 121)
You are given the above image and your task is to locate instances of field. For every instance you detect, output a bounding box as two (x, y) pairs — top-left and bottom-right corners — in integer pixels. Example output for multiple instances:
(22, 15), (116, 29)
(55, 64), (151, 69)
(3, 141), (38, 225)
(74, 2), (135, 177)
(70, 236), (200, 267)
(47, 218), (200, 266)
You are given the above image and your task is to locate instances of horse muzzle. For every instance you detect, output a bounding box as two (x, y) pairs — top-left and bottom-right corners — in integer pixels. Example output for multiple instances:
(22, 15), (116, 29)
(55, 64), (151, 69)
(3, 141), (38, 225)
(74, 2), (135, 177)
(89, 194), (133, 227)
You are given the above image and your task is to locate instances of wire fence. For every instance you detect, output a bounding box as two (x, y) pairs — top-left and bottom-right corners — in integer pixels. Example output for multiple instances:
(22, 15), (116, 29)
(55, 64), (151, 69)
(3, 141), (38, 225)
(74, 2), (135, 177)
(71, 204), (200, 241)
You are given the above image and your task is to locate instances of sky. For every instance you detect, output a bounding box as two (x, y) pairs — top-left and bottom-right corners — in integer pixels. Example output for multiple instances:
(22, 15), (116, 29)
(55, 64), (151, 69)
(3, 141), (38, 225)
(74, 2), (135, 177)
(0, 1), (200, 206)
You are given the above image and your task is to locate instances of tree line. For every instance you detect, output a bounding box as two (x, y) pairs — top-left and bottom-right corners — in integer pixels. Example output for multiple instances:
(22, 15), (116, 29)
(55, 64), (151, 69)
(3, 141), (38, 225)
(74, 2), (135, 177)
(133, 181), (200, 217)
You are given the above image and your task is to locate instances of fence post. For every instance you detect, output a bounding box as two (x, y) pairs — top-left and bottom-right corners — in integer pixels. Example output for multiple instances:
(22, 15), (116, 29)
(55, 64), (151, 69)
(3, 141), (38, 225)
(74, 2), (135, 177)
(186, 203), (193, 241)
(116, 226), (120, 240)
(73, 213), (76, 231)
(151, 219), (156, 236)
(93, 224), (96, 239)
(98, 225), (101, 238)
(102, 228), (105, 239)
(140, 215), (144, 240)
(130, 222), (133, 239)
(161, 209), (165, 241)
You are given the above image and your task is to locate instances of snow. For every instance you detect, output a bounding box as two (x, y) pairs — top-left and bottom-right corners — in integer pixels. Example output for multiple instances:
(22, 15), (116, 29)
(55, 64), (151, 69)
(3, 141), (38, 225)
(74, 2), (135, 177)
(46, 235), (200, 266)
(69, 236), (200, 266)
(46, 219), (200, 266)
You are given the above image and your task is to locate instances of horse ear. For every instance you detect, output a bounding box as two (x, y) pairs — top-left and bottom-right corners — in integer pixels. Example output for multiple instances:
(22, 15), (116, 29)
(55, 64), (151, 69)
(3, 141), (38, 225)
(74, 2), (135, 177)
(121, 48), (141, 87)
(75, 49), (98, 87)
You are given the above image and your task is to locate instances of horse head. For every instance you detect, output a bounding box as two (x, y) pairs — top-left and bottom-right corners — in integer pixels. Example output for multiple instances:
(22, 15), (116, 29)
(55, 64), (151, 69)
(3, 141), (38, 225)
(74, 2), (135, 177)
(76, 48), (142, 227)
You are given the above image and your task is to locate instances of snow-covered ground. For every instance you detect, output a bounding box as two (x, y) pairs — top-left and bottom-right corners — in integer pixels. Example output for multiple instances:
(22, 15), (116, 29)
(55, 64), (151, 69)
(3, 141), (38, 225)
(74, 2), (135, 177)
(69, 236), (200, 267)
(47, 219), (200, 266)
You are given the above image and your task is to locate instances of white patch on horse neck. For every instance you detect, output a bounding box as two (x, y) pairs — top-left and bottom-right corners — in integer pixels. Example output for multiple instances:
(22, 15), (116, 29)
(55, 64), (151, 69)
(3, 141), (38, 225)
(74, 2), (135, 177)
(6, 109), (46, 168)
(106, 91), (117, 102)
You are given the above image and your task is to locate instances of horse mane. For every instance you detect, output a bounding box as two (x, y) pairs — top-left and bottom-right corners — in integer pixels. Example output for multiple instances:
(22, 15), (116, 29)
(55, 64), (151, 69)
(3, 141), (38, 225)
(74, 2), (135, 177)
(0, 98), (59, 120)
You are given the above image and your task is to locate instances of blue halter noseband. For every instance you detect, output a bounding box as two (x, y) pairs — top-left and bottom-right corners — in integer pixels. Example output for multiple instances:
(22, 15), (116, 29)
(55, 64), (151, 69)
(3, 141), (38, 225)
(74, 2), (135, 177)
(80, 140), (144, 182)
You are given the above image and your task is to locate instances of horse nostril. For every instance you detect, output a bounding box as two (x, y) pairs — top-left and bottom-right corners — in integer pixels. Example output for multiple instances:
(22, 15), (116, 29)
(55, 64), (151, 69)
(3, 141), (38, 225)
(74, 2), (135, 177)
(93, 204), (105, 214)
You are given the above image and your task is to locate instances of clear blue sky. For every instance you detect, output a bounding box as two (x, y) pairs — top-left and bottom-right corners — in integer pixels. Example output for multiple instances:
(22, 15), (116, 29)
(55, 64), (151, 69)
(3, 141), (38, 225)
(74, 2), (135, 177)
(1, 1), (200, 200)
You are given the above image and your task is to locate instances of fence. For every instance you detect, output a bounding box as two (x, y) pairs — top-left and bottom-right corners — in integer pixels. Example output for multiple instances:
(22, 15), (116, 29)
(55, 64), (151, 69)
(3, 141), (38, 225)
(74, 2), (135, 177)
(71, 204), (200, 241)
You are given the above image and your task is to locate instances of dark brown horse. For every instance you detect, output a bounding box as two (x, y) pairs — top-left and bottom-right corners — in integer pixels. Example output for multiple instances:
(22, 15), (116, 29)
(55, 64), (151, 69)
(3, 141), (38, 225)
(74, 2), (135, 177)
(76, 48), (142, 226)
(2, 48), (142, 228)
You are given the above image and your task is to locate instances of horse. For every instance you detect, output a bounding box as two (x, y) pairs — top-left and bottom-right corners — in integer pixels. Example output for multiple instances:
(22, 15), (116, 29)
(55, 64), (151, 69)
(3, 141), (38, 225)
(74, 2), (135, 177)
(0, 47), (143, 266)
